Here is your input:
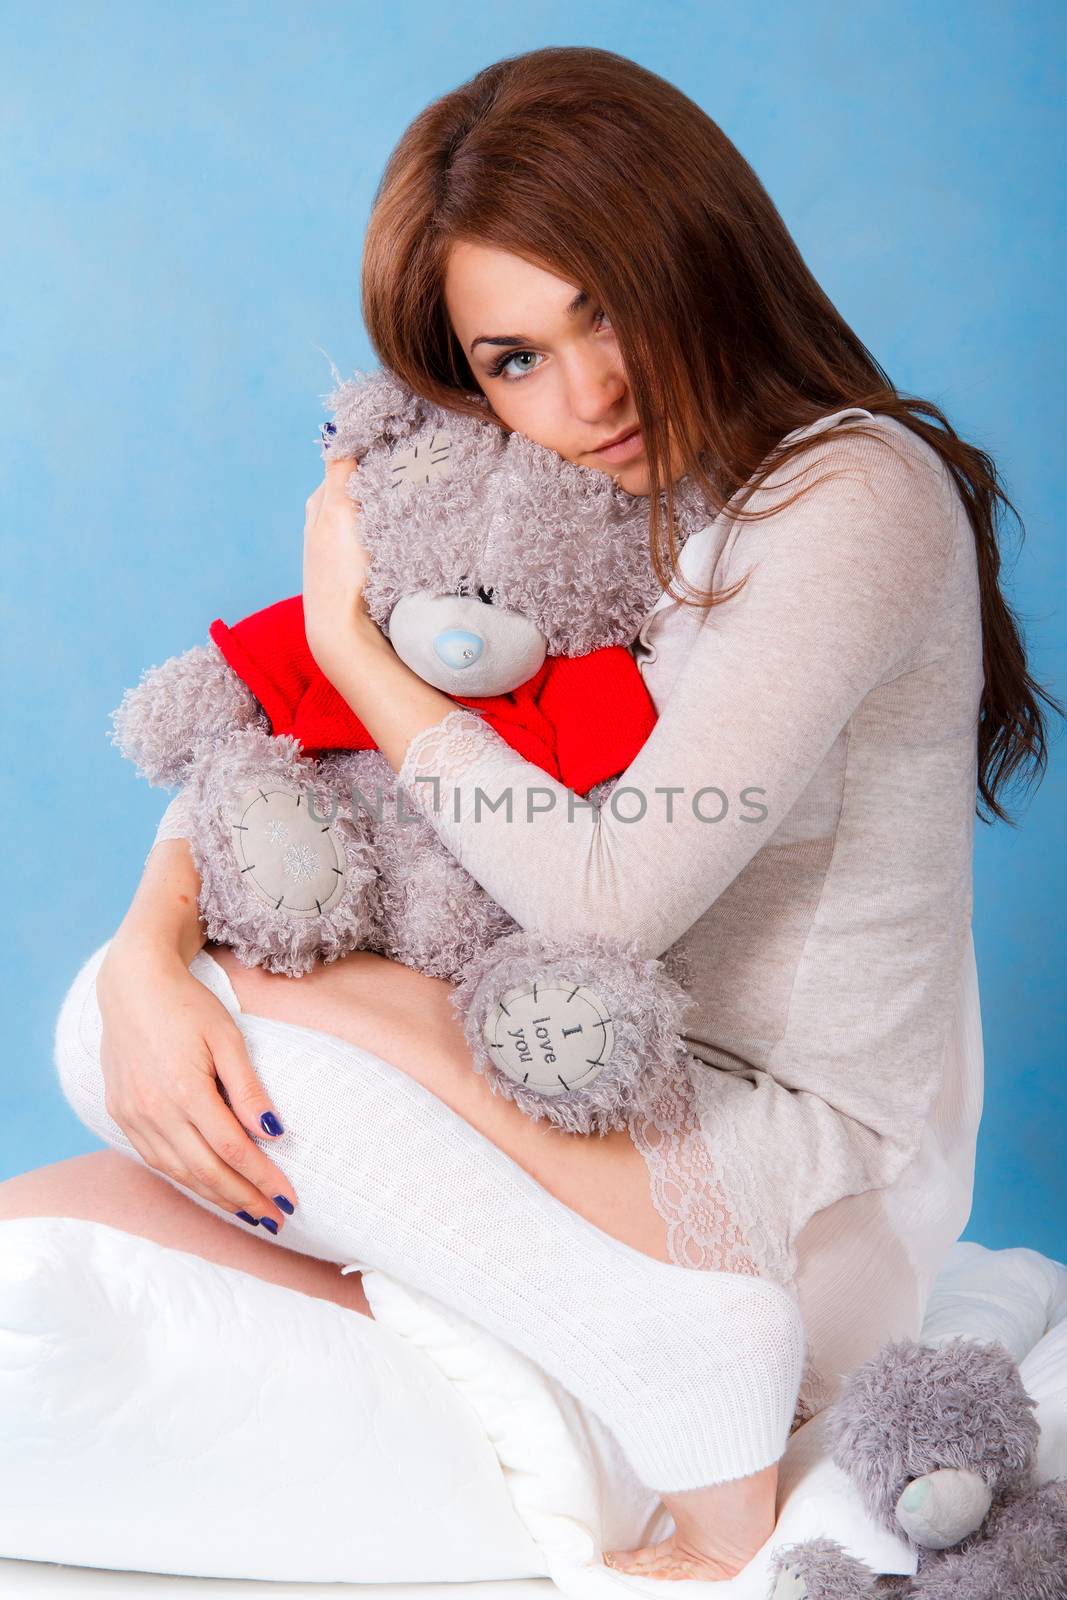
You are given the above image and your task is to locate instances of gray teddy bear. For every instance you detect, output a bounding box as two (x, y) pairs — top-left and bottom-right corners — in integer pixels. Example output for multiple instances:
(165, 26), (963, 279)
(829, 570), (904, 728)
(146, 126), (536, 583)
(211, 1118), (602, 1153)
(109, 366), (718, 1136)
(768, 1334), (1067, 1598)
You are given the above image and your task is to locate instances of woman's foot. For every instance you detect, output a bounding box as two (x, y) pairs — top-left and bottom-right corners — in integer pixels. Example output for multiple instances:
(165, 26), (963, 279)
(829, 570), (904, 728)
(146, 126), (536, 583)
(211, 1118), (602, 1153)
(604, 1463), (780, 1580)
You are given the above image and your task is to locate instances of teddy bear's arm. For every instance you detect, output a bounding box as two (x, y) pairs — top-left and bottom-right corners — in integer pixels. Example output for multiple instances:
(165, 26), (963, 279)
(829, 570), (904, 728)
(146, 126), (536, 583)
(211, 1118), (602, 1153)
(109, 639), (268, 788)
(319, 368), (430, 462)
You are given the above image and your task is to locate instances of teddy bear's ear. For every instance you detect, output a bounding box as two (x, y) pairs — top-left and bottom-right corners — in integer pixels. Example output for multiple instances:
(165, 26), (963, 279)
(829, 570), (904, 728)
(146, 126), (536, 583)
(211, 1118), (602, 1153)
(108, 640), (268, 788)
(318, 366), (431, 463)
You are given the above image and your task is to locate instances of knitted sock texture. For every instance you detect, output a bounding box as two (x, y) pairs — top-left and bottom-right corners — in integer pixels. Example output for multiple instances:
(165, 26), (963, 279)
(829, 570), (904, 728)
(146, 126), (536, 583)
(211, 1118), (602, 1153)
(56, 944), (806, 1495)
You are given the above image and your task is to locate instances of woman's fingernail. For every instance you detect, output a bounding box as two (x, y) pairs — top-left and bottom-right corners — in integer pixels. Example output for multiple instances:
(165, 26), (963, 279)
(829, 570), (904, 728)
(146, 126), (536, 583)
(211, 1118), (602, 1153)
(274, 1195), (295, 1214)
(235, 1211), (260, 1227)
(260, 1111), (284, 1136)
(259, 1217), (279, 1235)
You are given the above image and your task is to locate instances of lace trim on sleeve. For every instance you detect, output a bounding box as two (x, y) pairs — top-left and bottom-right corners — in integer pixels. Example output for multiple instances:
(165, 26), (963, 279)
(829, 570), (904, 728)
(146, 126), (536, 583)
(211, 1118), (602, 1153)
(144, 787), (198, 867)
(396, 707), (515, 841)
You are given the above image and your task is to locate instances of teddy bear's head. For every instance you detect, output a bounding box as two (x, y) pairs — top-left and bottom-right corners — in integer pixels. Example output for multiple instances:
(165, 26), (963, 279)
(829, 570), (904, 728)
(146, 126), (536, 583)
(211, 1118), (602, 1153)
(319, 367), (716, 696)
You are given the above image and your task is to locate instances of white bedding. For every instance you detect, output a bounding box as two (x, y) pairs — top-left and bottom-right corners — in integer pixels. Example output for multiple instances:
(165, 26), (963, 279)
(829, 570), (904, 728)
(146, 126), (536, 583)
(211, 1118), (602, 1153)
(358, 1236), (1067, 1596)
(0, 1217), (1064, 1597)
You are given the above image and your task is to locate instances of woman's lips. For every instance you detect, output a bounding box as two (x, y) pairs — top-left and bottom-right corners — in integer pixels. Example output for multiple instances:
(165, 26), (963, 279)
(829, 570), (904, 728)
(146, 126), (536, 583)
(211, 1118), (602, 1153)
(592, 426), (644, 463)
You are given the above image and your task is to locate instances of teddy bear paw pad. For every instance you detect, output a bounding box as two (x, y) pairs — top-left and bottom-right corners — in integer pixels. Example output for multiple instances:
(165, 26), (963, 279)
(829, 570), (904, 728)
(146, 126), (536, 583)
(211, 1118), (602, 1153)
(481, 979), (615, 1094)
(230, 785), (347, 914)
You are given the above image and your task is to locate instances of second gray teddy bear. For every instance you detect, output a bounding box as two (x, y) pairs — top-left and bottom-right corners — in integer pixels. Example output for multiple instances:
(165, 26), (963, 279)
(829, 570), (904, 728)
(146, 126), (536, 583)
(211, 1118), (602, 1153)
(768, 1334), (1067, 1598)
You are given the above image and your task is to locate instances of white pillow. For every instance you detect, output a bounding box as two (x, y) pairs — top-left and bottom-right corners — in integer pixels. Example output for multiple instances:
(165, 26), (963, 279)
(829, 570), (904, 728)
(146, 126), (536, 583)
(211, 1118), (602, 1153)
(1, 1217), (1064, 1597)
(0, 1216), (543, 1586)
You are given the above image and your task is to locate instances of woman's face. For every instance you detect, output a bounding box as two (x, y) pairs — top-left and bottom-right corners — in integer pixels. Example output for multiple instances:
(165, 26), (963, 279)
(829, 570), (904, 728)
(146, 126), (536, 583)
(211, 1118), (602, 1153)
(443, 241), (684, 496)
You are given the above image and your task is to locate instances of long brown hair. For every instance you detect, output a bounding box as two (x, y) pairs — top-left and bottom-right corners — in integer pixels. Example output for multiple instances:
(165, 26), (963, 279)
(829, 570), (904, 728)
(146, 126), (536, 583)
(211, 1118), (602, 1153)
(361, 45), (1060, 825)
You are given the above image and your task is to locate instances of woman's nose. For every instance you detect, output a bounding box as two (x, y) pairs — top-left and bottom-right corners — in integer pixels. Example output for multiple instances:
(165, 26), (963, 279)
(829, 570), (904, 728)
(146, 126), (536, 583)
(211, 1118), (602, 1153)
(433, 626), (485, 669)
(567, 357), (628, 424)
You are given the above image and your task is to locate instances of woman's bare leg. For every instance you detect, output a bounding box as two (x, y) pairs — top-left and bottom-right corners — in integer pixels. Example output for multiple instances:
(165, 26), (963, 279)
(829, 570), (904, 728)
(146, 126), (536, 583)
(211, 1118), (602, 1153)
(206, 941), (782, 1580)
(0, 1151), (373, 1318)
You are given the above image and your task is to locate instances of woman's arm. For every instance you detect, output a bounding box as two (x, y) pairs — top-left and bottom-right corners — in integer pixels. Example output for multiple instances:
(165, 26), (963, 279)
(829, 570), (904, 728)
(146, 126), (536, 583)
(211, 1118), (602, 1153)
(316, 429), (957, 958)
(106, 830), (207, 975)
(98, 784), (209, 977)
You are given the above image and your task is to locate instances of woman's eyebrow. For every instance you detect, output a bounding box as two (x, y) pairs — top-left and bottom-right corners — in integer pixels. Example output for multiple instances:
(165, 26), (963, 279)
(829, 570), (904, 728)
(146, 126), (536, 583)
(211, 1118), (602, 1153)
(469, 288), (589, 354)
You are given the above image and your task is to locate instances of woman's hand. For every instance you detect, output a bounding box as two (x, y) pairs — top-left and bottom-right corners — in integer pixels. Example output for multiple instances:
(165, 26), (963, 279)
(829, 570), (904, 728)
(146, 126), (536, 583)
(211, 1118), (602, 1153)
(95, 945), (298, 1232)
(300, 450), (461, 774)
(302, 453), (379, 684)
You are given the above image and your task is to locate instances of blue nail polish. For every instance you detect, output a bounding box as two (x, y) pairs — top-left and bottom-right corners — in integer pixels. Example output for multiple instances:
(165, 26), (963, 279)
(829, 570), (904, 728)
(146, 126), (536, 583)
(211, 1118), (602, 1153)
(259, 1217), (279, 1235)
(274, 1195), (295, 1214)
(235, 1211), (260, 1226)
(260, 1111), (284, 1137)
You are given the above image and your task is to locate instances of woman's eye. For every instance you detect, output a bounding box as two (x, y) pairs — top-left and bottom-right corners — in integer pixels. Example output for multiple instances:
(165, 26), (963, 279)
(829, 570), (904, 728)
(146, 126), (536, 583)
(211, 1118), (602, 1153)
(490, 349), (543, 382)
(488, 307), (612, 383)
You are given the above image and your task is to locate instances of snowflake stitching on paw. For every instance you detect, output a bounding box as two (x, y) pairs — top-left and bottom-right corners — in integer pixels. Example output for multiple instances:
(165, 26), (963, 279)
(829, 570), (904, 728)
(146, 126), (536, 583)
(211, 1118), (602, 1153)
(283, 842), (318, 883)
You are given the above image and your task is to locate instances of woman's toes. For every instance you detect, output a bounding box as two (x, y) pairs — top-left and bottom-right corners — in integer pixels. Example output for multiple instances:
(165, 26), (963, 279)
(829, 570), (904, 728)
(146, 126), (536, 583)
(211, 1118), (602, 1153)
(605, 1543), (662, 1576)
(604, 1534), (754, 1580)
(603, 1543), (653, 1573)
(602, 1538), (714, 1579)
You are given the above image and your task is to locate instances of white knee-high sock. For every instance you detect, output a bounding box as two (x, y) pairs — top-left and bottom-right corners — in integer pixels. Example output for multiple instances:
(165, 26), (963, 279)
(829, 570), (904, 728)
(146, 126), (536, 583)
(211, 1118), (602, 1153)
(55, 942), (806, 1495)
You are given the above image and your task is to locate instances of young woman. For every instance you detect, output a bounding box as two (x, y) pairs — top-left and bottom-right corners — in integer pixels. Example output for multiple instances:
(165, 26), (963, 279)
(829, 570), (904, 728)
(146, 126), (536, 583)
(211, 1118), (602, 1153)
(7, 46), (1060, 1583)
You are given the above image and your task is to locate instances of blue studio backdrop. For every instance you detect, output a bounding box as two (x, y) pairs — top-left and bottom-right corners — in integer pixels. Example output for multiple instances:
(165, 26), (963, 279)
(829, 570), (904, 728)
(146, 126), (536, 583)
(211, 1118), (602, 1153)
(3, 1), (1064, 1259)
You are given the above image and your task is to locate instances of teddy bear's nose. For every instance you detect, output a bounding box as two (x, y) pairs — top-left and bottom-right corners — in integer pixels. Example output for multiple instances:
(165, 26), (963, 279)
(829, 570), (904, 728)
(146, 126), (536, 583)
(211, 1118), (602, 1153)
(432, 627), (485, 669)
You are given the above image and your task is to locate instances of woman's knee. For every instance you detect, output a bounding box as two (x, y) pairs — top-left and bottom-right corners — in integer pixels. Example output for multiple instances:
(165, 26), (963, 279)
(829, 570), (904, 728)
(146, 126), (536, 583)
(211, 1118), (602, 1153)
(0, 1151), (144, 1225)
(0, 1154), (375, 1316)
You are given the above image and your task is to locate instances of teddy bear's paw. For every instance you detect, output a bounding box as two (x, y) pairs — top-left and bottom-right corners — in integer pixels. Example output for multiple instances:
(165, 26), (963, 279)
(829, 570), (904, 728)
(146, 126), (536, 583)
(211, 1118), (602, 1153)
(109, 639), (268, 786)
(767, 1538), (879, 1599)
(481, 974), (616, 1103)
(227, 782), (351, 917)
(895, 1467), (993, 1550)
(192, 736), (382, 973)
(320, 367), (431, 461)
(449, 930), (695, 1135)
(905, 1480), (1067, 1597)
